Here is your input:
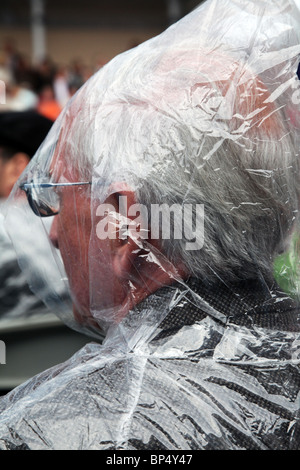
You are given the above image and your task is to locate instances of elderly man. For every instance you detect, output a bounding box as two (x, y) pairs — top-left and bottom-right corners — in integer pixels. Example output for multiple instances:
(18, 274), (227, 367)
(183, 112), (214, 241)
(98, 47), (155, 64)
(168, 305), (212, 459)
(0, 0), (299, 450)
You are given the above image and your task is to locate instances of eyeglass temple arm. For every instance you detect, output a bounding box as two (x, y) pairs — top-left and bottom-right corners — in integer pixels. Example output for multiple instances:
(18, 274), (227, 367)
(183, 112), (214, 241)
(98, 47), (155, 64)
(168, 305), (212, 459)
(20, 182), (92, 190)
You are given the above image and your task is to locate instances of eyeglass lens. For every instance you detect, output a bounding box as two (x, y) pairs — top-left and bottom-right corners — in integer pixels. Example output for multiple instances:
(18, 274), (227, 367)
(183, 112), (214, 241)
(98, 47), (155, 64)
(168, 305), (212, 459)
(26, 185), (60, 217)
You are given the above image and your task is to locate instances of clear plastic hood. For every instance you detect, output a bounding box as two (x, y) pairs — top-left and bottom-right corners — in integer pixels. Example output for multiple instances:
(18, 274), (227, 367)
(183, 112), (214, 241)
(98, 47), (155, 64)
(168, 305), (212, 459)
(0, 0), (300, 450)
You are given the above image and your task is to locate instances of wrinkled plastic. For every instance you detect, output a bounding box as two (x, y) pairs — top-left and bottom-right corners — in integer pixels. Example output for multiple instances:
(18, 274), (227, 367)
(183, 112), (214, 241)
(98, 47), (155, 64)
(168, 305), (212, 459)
(0, 199), (66, 320)
(0, 0), (300, 450)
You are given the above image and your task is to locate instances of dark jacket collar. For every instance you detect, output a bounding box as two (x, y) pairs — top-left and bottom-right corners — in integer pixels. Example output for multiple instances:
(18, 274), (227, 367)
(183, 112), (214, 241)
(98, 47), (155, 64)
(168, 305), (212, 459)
(153, 276), (300, 340)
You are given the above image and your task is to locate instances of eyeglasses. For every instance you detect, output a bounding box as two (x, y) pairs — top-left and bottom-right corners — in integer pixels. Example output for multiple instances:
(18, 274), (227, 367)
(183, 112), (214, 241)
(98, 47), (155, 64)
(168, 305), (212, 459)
(20, 181), (91, 217)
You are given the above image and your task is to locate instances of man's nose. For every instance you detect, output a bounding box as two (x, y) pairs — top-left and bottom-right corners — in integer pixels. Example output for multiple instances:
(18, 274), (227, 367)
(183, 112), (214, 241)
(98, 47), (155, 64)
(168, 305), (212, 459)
(49, 216), (59, 249)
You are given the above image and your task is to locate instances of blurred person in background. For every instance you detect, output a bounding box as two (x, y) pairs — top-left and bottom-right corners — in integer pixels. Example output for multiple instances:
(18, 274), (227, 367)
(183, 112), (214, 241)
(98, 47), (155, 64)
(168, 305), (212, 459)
(0, 111), (53, 319)
(0, 67), (38, 112)
(53, 66), (71, 108)
(0, 111), (52, 198)
(37, 84), (62, 121)
(0, 37), (94, 116)
(0, 0), (299, 451)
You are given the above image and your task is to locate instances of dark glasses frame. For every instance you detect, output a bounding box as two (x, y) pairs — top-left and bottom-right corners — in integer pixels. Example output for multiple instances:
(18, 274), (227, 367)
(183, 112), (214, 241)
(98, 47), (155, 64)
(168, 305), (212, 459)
(20, 181), (92, 217)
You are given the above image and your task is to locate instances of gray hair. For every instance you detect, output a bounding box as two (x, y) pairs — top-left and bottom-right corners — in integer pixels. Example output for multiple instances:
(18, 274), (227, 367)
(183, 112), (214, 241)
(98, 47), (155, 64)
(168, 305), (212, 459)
(61, 52), (300, 283)
(135, 118), (299, 282)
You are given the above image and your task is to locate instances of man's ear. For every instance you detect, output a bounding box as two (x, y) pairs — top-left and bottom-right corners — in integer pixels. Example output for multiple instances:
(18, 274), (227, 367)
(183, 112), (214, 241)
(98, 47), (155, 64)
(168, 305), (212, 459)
(102, 184), (149, 279)
(103, 184), (189, 305)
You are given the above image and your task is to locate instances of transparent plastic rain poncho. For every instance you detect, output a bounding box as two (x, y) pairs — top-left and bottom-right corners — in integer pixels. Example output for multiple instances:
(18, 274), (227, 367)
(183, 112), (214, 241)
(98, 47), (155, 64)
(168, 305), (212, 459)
(0, 0), (300, 450)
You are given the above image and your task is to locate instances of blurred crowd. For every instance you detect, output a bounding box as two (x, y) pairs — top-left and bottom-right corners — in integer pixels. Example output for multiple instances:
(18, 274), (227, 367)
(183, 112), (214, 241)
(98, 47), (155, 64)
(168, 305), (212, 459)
(0, 38), (96, 121)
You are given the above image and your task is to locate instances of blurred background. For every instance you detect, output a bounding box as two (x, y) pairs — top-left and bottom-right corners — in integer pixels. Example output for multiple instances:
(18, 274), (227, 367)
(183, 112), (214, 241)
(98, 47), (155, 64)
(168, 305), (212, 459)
(0, 0), (200, 118)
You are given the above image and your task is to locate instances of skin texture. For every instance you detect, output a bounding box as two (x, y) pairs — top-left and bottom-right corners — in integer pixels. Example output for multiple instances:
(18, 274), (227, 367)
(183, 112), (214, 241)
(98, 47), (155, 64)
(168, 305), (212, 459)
(0, 152), (29, 198)
(49, 175), (187, 330)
